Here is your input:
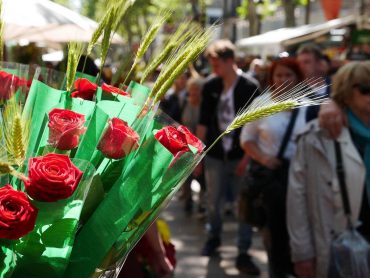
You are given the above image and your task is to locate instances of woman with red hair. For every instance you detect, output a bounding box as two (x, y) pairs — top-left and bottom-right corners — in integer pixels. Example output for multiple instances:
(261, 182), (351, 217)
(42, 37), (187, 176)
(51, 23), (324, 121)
(240, 57), (307, 278)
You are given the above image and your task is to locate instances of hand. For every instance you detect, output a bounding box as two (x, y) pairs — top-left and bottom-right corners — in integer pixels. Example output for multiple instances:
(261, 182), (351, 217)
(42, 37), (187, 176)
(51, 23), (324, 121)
(318, 100), (347, 139)
(260, 155), (281, 169)
(235, 156), (249, 177)
(294, 259), (315, 278)
(193, 163), (203, 177)
(153, 254), (174, 278)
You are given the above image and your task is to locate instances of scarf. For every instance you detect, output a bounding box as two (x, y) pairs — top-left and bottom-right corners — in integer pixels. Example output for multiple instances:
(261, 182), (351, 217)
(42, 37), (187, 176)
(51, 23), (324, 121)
(347, 109), (370, 203)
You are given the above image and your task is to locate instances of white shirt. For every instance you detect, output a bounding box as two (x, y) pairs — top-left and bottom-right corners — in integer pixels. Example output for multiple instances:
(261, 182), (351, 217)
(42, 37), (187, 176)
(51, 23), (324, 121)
(217, 71), (242, 152)
(240, 95), (308, 160)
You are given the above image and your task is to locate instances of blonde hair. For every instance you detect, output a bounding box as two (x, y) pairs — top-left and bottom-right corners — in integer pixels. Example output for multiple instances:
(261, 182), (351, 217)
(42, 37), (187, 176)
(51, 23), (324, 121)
(332, 61), (370, 107)
(187, 77), (204, 90)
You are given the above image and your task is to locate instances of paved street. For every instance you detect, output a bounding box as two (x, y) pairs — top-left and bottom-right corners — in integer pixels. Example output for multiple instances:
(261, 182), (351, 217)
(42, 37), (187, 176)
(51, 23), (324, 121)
(162, 188), (269, 278)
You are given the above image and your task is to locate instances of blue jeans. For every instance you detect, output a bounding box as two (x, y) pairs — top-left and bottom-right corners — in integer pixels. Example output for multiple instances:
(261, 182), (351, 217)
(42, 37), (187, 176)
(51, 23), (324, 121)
(204, 156), (252, 254)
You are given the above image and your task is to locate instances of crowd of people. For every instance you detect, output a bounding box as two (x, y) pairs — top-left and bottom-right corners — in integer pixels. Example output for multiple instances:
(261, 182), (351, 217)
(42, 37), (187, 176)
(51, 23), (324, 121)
(151, 38), (370, 278)
(108, 36), (370, 277)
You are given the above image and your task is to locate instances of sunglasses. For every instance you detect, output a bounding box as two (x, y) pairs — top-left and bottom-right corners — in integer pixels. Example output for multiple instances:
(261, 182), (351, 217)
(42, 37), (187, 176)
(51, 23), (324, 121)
(353, 84), (370, 95)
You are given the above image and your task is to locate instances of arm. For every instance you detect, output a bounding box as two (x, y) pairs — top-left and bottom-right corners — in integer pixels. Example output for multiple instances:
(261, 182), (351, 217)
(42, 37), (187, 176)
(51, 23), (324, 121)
(235, 152), (250, 177)
(241, 140), (280, 170)
(287, 136), (316, 276)
(318, 99), (347, 139)
(145, 224), (174, 277)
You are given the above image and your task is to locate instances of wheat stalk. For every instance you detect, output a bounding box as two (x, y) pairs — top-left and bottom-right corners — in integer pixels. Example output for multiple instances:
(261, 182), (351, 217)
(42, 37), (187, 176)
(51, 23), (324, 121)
(206, 79), (328, 152)
(2, 97), (31, 167)
(121, 10), (171, 86)
(87, 9), (110, 56)
(113, 0), (134, 31)
(100, 9), (116, 68)
(148, 27), (205, 99)
(66, 42), (84, 92)
(140, 21), (196, 84)
(152, 27), (213, 103)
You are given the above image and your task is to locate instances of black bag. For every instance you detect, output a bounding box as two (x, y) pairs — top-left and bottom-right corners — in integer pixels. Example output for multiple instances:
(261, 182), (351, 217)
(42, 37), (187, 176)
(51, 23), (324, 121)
(239, 109), (298, 228)
(240, 160), (289, 227)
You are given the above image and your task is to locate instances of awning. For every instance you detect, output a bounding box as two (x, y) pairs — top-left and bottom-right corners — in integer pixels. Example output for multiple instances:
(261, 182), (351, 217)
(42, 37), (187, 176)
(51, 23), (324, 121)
(236, 15), (356, 57)
(3, 0), (124, 44)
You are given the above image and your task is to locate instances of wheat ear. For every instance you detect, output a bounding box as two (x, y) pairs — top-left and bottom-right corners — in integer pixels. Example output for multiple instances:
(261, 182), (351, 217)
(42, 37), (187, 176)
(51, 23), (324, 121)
(122, 10), (171, 86)
(152, 27), (213, 103)
(140, 21), (195, 84)
(2, 97), (31, 167)
(149, 27), (205, 99)
(66, 42), (84, 92)
(206, 79), (328, 152)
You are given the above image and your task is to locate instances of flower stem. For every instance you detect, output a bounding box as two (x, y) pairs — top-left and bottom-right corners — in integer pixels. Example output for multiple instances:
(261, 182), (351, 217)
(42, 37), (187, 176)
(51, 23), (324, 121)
(204, 132), (225, 155)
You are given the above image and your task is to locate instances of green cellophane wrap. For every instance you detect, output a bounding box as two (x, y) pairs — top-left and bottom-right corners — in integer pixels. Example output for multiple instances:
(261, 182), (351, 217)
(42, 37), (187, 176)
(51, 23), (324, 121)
(65, 117), (202, 277)
(96, 150), (202, 278)
(23, 80), (98, 159)
(0, 159), (96, 278)
(126, 81), (150, 107)
(0, 62), (34, 105)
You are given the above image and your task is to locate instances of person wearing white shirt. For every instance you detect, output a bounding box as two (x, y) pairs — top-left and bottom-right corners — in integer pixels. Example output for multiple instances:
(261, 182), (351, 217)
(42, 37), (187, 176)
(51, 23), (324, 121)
(240, 57), (308, 278)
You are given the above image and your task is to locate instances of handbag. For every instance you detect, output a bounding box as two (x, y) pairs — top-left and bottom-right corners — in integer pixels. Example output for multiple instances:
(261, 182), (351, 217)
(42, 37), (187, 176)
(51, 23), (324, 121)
(328, 141), (370, 278)
(239, 109), (298, 227)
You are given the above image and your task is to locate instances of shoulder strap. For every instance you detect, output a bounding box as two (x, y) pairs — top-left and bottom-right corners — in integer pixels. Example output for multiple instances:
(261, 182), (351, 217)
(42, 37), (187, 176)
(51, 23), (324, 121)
(334, 140), (353, 227)
(277, 109), (299, 159)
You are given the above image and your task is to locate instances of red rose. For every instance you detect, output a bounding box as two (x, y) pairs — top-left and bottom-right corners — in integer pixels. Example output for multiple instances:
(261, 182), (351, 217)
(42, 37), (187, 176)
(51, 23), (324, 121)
(25, 154), (83, 202)
(97, 118), (140, 159)
(0, 185), (38, 239)
(177, 125), (204, 153)
(154, 126), (190, 156)
(102, 83), (129, 97)
(71, 78), (98, 100)
(48, 108), (86, 150)
(0, 71), (27, 101)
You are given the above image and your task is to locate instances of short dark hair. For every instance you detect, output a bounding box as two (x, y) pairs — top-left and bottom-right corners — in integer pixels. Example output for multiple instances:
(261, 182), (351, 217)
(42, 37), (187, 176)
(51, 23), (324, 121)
(205, 39), (235, 60)
(297, 43), (323, 61)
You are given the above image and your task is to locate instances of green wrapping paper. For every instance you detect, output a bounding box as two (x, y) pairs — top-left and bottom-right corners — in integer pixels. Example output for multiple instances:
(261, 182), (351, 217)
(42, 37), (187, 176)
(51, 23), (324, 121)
(23, 80), (67, 159)
(65, 127), (196, 277)
(99, 151), (202, 277)
(126, 81), (150, 107)
(0, 159), (96, 278)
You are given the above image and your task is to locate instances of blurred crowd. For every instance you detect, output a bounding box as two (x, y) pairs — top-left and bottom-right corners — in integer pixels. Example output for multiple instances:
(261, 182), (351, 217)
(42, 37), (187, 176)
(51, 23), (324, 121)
(18, 37), (370, 278)
(126, 39), (370, 278)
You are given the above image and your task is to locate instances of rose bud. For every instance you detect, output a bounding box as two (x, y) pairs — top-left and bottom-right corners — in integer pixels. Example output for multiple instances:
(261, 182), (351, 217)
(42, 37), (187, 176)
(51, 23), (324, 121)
(177, 125), (204, 153)
(102, 83), (129, 97)
(71, 78), (98, 100)
(154, 126), (190, 157)
(0, 71), (27, 101)
(97, 118), (140, 159)
(48, 108), (86, 150)
(0, 185), (38, 240)
(25, 154), (83, 202)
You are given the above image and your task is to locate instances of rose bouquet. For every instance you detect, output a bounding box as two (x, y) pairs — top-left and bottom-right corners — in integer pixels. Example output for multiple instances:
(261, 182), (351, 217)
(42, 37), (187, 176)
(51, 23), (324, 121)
(0, 1), (329, 277)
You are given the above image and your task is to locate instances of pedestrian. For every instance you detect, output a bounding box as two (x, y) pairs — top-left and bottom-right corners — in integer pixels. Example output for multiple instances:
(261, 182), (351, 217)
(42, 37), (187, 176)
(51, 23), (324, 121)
(240, 57), (306, 277)
(181, 77), (206, 214)
(196, 39), (260, 275)
(287, 61), (370, 278)
(160, 72), (189, 123)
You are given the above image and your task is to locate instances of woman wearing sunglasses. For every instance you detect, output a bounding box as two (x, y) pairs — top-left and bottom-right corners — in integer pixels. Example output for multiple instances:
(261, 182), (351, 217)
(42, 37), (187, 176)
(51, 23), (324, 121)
(287, 61), (370, 278)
